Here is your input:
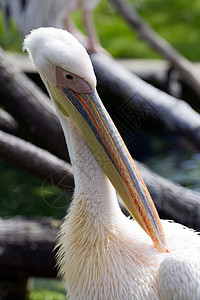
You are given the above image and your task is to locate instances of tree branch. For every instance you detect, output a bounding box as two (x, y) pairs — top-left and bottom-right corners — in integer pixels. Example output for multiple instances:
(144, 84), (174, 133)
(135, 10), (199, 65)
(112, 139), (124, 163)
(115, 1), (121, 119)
(0, 130), (74, 193)
(110, 0), (200, 98)
(0, 108), (18, 134)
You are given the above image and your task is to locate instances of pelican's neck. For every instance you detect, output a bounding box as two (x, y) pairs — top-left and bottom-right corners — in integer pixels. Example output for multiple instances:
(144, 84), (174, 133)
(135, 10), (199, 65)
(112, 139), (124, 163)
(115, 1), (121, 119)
(57, 110), (121, 219)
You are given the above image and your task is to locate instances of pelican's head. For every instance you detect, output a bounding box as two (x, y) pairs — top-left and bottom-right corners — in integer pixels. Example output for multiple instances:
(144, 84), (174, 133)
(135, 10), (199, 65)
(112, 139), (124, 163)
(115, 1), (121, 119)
(24, 27), (96, 91)
(24, 27), (168, 253)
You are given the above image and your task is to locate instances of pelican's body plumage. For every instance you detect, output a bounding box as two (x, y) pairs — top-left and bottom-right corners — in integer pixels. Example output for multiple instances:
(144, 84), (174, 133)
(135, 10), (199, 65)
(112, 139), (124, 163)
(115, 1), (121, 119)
(57, 116), (200, 299)
(57, 114), (200, 299)
(24, 27), (200, 299)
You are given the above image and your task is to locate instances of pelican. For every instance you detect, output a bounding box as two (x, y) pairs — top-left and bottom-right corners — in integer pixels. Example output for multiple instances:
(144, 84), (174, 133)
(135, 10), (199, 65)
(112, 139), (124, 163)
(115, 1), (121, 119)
(1, 0), (101, 52)
(24, 27), (200, 299)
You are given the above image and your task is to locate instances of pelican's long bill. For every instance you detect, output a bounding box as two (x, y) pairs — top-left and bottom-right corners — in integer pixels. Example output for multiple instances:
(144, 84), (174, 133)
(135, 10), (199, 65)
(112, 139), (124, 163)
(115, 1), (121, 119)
(49, 82), (168, 253)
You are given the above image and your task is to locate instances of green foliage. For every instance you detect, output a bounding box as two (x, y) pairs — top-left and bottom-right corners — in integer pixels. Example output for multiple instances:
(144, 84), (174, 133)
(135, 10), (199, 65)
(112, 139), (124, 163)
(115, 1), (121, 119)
(0, 11), (22, 52)
(0, 161), (69, 218)
(1, 0), (200, 59)
(30, 290), (65, 300)
(29, 279), (66, 300)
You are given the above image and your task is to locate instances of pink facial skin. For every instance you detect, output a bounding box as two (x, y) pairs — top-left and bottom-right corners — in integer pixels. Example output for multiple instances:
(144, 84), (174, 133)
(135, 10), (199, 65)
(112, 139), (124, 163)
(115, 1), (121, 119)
(56, 66), (94, 94)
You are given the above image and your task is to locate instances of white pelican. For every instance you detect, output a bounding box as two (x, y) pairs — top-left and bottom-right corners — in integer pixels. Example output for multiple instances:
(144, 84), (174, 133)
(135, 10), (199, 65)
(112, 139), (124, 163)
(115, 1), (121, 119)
(24, 27), (200, 299)
(1, 0), (100, 51)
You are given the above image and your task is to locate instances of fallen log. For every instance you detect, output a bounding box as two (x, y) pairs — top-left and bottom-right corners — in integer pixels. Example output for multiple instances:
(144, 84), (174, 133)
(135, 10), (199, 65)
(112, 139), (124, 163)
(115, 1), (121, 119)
(0, 109), (18, 135)
(0, 217), (60, 300)
(0, 217), (59, 278)
(0, 130), (74, 193)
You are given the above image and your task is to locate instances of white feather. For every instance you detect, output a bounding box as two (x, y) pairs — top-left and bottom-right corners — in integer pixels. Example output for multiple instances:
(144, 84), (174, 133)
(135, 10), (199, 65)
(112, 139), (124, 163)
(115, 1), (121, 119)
(23, 27), (96, 90)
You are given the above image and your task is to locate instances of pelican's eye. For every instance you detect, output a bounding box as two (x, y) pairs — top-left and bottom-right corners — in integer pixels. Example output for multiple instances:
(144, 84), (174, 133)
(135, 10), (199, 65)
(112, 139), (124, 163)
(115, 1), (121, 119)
(56, 66), (94, 93)
(63, 72), (74, 80)
(65, 74), (73, 80)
